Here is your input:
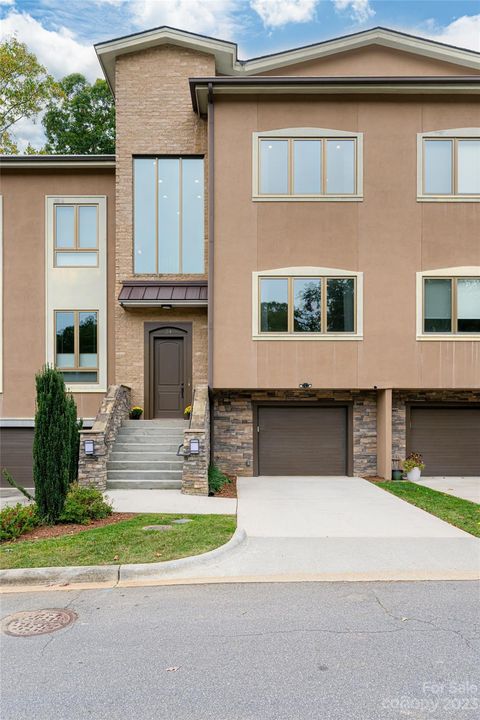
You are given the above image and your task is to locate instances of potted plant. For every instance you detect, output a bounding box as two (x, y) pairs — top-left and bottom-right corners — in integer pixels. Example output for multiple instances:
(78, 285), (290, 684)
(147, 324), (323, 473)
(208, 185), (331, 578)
(129, 406), (143, 420)
(402, 452), (425, 482)
(184, 405), (192, 420)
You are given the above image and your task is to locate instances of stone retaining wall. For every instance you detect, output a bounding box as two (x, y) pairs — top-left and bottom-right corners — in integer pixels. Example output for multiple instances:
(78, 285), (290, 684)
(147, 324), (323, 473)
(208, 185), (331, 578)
(182, 384), (210, 495)
(78, 385), (131, 490)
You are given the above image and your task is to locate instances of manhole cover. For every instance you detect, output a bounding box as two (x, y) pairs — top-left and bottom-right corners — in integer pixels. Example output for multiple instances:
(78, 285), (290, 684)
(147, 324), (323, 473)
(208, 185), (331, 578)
(1, 609), (77, 637)
(172, 518), (192, 525)
(142, 525), (172, 532)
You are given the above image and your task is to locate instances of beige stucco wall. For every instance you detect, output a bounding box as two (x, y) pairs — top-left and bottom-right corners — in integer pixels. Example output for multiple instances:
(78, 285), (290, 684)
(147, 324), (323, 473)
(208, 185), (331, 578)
(114, 45), (214, 403)
(259, 45), (480, 77)
(212, 93), (480, 389)
(0, 169), (116, 419)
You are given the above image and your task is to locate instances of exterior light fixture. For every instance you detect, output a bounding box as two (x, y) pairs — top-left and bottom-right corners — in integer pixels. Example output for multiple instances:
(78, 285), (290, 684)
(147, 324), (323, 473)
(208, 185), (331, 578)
(161, 304), (173, 310)
(84, 439), (95, 455)
(299, 382), (312, 389)
(189, 438), (200, 455)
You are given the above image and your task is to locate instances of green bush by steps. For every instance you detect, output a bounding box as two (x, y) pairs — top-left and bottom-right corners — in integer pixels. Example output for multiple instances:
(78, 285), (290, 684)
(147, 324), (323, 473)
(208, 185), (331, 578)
(1, 504), (40, 542)
(59, 484), (112, 525)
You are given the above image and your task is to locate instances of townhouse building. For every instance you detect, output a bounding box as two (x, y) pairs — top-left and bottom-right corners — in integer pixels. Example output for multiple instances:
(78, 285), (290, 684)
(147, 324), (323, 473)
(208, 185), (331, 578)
(0, 26), (479, 492)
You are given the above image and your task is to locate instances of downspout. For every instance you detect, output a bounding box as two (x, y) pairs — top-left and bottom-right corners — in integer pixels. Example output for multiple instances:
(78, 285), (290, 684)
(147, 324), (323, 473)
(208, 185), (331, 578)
(207, 83), (215, 464)
(207, 82), (214, 389)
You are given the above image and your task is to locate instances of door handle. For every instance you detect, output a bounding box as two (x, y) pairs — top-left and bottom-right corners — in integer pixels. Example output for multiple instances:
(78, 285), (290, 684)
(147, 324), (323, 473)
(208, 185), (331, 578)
(181, 383), (184, 399)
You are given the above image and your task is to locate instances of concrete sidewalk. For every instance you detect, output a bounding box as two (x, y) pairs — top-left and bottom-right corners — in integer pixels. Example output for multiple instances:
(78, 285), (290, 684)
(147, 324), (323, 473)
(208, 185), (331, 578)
(415, 477), (480, 504)
(106, 488), (236, 514)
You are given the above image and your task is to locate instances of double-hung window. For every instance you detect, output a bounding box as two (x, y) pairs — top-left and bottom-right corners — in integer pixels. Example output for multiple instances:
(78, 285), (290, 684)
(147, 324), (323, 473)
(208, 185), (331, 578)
(253, 269), (363, 339)
(418, 129), (480, 200)
(134, 156), (204, 273)
(253, 129), (363, 200)
(422, 277), (480, 335)
(54, 204), (99, 266)
(55, 310), (98, 382)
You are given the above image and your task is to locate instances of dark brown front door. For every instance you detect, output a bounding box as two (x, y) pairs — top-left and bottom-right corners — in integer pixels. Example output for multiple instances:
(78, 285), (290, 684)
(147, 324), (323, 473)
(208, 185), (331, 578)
(257, 406), (348, 476)
(153, 337), (184, 418)
(408, 406), (480, 476)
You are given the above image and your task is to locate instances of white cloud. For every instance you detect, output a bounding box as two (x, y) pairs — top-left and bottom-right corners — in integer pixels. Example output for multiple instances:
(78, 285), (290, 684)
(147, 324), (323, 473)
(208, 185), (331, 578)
(250, 0), (317, 28)
(0, 10), (101, 81)
(0, 0), (15, 6)
(129, 0), (240, 39)
(10, 115), (47, 153)
(333, 0), (375, 23)
(426, 14), (480, 52)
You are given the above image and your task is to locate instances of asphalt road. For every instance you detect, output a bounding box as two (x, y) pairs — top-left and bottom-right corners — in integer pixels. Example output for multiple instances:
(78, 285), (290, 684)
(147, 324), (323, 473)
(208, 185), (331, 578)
(1, 581), (479, 720)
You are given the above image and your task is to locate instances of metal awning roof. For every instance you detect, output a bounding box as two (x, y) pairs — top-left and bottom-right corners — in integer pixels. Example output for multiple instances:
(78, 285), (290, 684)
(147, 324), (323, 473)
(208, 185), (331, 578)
(119, 281), (208, 307)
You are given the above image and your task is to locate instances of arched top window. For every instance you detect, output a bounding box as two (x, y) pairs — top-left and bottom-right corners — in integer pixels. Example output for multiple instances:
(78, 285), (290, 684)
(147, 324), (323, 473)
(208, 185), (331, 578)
(252, 128), (363, 202)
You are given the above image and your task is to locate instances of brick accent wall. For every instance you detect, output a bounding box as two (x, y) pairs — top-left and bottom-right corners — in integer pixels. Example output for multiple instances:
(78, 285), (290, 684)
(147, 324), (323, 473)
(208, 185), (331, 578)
(392, 390), (480, 462)
(115, 45), (213, 402)
(212, 390), (377, 477)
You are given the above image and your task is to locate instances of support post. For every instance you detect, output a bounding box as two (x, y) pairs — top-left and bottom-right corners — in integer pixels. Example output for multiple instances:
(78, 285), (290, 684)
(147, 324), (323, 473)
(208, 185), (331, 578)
(376, 388), (392, 480)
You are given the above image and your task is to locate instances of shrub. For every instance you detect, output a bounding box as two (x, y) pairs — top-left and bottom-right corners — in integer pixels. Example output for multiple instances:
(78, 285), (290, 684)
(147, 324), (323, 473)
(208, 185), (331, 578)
(208, 465), (231, 494)
(403, 452), (425, 473)
(67, 395), (82, 484)
(59, 484), (112, 524)
(33, 366), (71, 523)
(1, 503), (40, 542)
(129, 406), (143, 419)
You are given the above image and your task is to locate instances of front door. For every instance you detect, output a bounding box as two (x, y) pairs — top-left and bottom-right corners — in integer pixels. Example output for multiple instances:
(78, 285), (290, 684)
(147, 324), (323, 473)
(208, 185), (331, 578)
(153, 337), (184, 418)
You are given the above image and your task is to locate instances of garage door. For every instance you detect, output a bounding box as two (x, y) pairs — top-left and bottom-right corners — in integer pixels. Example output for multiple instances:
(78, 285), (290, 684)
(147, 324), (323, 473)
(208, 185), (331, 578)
(257, 406), (348, 476)
(0, 428), (34, 487)
(409, 407), (480, 476)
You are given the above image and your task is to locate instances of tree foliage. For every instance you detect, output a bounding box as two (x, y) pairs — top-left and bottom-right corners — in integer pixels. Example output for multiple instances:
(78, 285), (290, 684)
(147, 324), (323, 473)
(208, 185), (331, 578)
(33, 366), (79, 523)
(43, 73), (115, 154)
(0, 38), (58, 153)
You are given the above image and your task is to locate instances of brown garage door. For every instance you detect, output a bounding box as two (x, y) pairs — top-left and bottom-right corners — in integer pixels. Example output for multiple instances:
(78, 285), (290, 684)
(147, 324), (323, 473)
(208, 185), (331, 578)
(409, 407), (480, 476)
(0, 428), (34, 488)
(257, 406), (348, 476)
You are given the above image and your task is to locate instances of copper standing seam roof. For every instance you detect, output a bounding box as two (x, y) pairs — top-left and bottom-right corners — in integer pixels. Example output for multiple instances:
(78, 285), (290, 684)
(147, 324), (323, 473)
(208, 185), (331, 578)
(119, 281), (208, 306)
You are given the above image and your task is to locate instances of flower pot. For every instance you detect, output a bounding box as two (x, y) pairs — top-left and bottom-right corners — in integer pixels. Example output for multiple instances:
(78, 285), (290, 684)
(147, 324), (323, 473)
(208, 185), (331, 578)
(406, 467), (422, 483)
(392, 469), (403, 481)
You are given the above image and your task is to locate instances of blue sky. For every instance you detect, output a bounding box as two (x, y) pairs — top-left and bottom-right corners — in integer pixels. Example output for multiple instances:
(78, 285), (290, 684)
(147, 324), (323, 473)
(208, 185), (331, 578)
(1, 0), (479, 148)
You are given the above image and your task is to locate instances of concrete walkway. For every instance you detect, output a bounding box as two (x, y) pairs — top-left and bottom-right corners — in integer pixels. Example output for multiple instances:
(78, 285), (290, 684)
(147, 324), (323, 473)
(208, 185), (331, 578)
(415, 477), (480, 504)
(106, 488), (236, 515)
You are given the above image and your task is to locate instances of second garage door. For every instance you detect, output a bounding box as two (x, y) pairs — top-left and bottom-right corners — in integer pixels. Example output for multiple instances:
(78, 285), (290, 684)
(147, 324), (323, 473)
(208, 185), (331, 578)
(409, 406), (480, 476)
(256, 405), (348, 476)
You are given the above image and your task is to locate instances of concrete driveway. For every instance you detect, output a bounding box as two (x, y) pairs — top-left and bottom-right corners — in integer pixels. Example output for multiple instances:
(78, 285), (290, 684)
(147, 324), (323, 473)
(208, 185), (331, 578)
(237, 476), (468, 538)
(416, 477), (480, 504)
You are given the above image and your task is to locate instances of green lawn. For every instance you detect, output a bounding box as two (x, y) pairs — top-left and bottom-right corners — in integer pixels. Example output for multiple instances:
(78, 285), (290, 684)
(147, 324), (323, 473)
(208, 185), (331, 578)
(376, 482), (480, 537)
(0, 514), (236, 569)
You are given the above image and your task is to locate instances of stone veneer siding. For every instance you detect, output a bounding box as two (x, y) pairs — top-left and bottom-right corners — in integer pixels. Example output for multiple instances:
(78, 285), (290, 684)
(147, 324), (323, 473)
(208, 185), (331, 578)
(392, 390), (480, 462)
(115, 45), (213, 404)
(212, 390), (377, 477)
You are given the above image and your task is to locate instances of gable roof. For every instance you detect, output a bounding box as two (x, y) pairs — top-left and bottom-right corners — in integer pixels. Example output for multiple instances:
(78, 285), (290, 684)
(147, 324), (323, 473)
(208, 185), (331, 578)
(96, 25), (480, 92)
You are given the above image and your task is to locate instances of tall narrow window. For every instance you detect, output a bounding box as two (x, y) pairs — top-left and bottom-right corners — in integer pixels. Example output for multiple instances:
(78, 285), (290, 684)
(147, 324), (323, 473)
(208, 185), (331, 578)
(457, 279), (480, 332)
(55, 311), (98, 382)
(54, 204), (98, 266)
(294, 278), (321, 331)
(327, 278), (355, 332)
(260, 278), (288, 332)
(424, 279), (452, 332)
(133, 157), (204, 274)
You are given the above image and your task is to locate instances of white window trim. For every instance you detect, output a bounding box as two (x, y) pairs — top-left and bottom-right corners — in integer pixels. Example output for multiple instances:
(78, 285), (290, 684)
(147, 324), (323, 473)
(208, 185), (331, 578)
(416, 266), (480, 341)
(45, 196), (108, 392)
(417, 128), (480, 202)
(252, 266), (363, 341)
(252, 128), (363, 202)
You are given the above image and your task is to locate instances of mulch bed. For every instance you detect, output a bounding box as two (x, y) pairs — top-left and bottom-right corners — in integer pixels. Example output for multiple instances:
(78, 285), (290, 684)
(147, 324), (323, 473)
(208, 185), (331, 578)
(214, 475), (237, 498)
(7, 513), (137, 544)
(364, 476), (387, 484)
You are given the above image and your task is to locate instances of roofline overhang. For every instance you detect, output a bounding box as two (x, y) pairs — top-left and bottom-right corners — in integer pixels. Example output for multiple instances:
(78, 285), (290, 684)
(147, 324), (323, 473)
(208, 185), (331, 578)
(120, 300), (208, 308)
(95, 25), (480, 95)
(190, 76), (480, 115)
(0, 155), (116, 169)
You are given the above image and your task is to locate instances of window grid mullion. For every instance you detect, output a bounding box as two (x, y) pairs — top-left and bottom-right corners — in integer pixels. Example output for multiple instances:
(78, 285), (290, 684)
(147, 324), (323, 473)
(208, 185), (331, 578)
(179, 157), (183, 273)
(453, 139), (457, 196)
(155, 158), (159, 274)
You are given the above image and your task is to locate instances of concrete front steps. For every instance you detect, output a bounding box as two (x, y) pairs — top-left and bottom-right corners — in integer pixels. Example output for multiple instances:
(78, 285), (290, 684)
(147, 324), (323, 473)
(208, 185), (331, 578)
(106, 419), (187, 490)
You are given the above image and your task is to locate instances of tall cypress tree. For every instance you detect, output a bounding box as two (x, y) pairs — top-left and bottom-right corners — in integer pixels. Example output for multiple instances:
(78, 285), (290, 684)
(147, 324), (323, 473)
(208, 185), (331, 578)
(67, 394), (81, 484)
(33, 366), (70, 522)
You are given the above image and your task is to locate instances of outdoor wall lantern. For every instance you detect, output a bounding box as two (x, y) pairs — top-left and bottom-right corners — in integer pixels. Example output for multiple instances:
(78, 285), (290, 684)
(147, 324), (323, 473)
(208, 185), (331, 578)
(84, 439), (95, 456)
(189, 438), (200, 455)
